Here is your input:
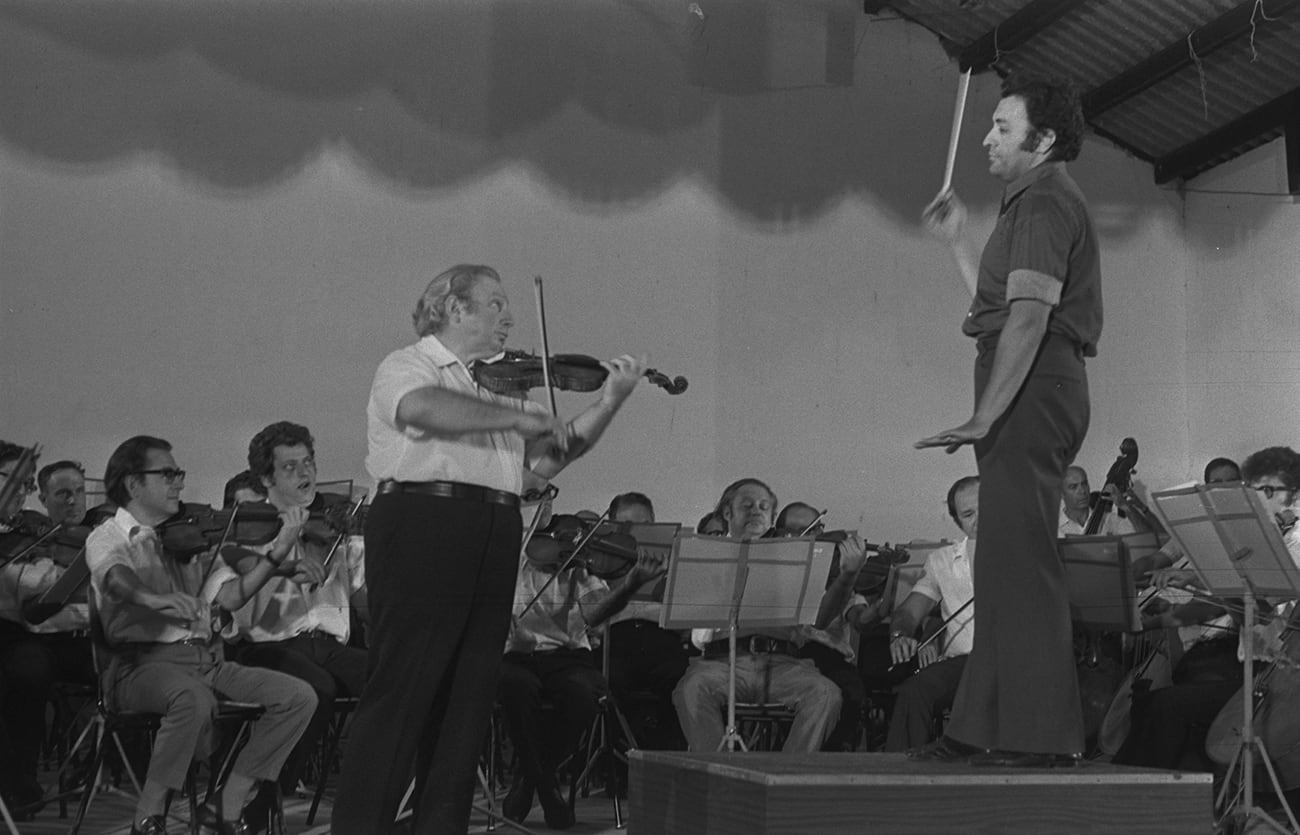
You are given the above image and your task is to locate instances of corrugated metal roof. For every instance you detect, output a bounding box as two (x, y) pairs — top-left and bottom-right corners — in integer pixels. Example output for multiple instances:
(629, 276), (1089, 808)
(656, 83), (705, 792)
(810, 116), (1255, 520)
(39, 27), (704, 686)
(877, 0), (1300, 186)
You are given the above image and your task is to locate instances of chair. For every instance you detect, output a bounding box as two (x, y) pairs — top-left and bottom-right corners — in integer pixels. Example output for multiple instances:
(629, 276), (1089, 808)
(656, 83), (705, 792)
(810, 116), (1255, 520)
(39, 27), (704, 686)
(304, 694), (360, 825)
(731, 702), (797, 751)
(60, 589), (265, 835)
(567, 695), (633, 829)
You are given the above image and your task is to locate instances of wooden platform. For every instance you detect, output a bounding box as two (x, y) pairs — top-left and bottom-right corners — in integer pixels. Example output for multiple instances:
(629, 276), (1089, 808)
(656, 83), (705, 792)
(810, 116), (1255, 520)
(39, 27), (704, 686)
(628, 751), (1214, 834)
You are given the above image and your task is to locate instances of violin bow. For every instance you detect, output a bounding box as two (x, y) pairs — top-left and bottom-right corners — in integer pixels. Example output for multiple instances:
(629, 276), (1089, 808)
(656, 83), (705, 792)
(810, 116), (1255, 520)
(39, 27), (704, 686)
(798, 509), (829, 538)
(889, 596), (973, 670)
(320, 492), (367, 572)
(532, 276), (560, 418)
(0, 522), (63, 571)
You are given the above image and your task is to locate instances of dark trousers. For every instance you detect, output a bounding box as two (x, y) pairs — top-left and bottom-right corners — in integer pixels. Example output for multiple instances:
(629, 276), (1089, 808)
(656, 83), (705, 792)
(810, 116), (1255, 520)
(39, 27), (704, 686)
(884, 654), (967, 752)
(797, 641), (865, 751)
(607, 619), (688, 751)
(1115, 639), (1241, 769)
(946, 334), (1090, 755)
(332, 493), (521, 835)
(0, 623), (95, 791)
(498, 648), (606, 786)
(231, 632), (367, 792)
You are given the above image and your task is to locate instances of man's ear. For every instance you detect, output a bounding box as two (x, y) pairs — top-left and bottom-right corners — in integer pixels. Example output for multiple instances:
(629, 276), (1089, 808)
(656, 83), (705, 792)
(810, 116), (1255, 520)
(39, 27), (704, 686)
(1035, 128), (1057, 158)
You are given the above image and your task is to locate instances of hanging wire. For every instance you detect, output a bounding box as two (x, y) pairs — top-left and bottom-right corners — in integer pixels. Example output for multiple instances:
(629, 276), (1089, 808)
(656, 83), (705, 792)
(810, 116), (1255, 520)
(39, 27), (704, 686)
(1187, 32), (1209, 121)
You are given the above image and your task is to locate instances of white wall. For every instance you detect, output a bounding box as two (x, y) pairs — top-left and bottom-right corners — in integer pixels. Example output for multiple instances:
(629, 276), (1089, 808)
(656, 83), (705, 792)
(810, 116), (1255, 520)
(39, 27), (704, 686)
(1, 0), (1277, 542)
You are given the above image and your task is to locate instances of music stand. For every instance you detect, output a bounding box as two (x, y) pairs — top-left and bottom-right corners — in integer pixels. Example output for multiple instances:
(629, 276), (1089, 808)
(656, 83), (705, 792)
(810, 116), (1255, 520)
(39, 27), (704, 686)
(1059, 534), (1143, 632)
(659, 534), (833, 751)
(1151, 482), (1300, 834)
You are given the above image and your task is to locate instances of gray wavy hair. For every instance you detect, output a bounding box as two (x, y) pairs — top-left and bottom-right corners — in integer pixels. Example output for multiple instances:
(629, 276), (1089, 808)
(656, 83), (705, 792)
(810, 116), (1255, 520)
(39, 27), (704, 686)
(412, 264), (500, 337)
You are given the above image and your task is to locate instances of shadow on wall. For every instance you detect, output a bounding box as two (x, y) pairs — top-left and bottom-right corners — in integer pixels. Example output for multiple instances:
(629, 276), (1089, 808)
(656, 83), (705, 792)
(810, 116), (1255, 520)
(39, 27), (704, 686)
(1, 0), (1168, 229)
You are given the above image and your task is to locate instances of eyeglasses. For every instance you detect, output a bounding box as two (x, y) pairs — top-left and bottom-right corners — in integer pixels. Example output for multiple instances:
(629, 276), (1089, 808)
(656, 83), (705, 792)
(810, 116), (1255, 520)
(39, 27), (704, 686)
(134, 468), (187, 484)
(1254, 484), (1293, 500)
(0, 471), (36, 494)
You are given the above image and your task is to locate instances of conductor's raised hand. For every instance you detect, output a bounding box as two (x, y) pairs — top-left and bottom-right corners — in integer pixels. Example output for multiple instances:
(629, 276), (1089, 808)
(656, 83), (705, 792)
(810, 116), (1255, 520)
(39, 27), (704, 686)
(922, 189), (967, 244)
(600, 354), (647, 406)
(915, 417), (990, 454)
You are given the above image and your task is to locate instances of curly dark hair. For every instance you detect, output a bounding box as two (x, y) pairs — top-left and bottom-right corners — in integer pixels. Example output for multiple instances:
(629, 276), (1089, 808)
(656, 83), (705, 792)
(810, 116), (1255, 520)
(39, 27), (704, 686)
(104, 436), (171, 508)
(247, 422), (316, 482)
(1001, 74), (1085, 163)
(1241, 447), (1300, 491)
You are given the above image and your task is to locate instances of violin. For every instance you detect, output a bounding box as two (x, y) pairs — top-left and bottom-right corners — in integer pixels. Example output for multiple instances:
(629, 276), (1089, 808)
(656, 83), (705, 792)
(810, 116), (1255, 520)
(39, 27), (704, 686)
(818, 532), (908, 596)
(524, 514), (639, 580)
(474, 350), (687, 397)
(0, 512), (90, 569)
(157, 501), (284, 562)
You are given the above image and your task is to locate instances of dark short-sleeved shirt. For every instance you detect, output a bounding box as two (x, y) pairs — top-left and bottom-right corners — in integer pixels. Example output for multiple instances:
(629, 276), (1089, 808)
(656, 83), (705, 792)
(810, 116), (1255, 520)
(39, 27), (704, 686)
(962, 162), (1103, 357)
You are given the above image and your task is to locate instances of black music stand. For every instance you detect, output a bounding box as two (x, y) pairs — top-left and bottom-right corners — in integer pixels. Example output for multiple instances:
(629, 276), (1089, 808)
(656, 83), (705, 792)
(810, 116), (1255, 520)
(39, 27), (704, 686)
(659, 534), (833, 751)
(1059, 534), (1144, 632)
(1152, 482), (1300, 835)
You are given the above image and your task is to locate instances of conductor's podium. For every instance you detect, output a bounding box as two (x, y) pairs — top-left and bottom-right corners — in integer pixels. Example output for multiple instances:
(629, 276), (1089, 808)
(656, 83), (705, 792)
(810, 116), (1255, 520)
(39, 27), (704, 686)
(628, 750), (1212, 834)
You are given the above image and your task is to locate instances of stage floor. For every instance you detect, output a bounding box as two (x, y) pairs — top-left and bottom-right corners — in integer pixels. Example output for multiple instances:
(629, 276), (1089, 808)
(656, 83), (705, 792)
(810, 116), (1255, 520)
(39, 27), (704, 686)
(630, 750), (1216, 835)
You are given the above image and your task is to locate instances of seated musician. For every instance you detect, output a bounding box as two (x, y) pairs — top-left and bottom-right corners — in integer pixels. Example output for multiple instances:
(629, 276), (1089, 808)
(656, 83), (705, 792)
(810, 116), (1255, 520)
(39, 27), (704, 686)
(0, 459), (100, 819)
(86, 435), (316, 835)
(672, 478), (860, 753)
(499, 505), (664, 829)
(604, 492), (689, 753)
(1117, 448), (1296, 770)
(223, 470), (268, 508)
(1058, 465), (1133, 537)
(776, 501), (874, 751)
(888, 476), (978, 752)
(1134, 457), (1241, 584)
(696, 511), (727, 536)
(222, 422), (368, 832)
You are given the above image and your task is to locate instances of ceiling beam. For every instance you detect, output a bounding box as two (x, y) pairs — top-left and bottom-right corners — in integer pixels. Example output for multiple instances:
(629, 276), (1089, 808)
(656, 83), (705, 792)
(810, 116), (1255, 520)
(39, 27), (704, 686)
(959, 0), (1083, 72)
(1154, 90), (1300, 187)
(1083, 0), (1300, 119)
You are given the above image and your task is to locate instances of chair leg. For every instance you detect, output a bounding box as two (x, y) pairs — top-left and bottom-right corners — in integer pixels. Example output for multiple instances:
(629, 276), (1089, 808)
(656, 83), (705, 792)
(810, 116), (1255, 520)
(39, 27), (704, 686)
(306, 710), (348, 825)
(67, 723), (110, 835)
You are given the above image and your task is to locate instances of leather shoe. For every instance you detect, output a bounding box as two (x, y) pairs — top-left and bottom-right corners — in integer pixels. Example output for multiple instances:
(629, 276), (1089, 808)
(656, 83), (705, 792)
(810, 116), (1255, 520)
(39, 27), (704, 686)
(537, 782), (575, 830)
(905, 735), (987, 762)
(969, 749), (1084, 768)
(130, 815), (168, 835)
(502, 775), (534, 823)
(197, 803), (251, 835)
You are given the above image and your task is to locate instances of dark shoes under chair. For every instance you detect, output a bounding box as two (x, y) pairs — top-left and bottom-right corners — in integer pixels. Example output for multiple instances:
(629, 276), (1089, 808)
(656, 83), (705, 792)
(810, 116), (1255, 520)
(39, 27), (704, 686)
(502, 772), (576, 830)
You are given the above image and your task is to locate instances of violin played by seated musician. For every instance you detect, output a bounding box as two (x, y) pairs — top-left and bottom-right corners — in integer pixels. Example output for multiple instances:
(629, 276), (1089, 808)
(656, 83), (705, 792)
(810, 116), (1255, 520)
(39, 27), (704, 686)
(499, 494), (665, 829)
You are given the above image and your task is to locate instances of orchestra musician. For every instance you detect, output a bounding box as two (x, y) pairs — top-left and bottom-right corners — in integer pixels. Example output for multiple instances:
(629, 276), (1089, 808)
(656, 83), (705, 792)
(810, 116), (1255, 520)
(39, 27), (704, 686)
(603, 492), (690, 756)
(86, 435), (317, 835)
(672, 478), (863, 753)
(333, 264), (645, 834)
(890, 476), (978, 752)
(222, 422), (369, 833)
(1058, 466), (1132, 537)
(917, 74), (1101, 766)
(498, 499), (665, 829)
(777, 501), (873, 751)
(1117, 448), (1298, 769)
(0, 459), (98, 820)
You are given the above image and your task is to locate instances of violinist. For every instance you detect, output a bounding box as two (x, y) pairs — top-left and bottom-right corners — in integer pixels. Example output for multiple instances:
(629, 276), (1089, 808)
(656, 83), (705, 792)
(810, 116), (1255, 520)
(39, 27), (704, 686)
(890, 476), (978, 752)
(672, 479), (853, 754)
(86, 435), (316, 835)
(0, 459), (100, 820)
(499, 495), (666, 829)
(778, 502), (873, 752)
(695, 511), (727, 536)
(335, 264), (645, 835)
(1118, 448), (1298, 770)
(223, 470), (268, 508)
(603, 492), (690, 755)
(222, 422), (368, 833)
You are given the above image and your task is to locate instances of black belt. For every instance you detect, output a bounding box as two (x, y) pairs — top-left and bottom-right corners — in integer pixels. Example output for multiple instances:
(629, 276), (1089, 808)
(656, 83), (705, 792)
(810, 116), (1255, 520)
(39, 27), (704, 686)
(377, 480), (519, 508)
(703, 636), (798, 659)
